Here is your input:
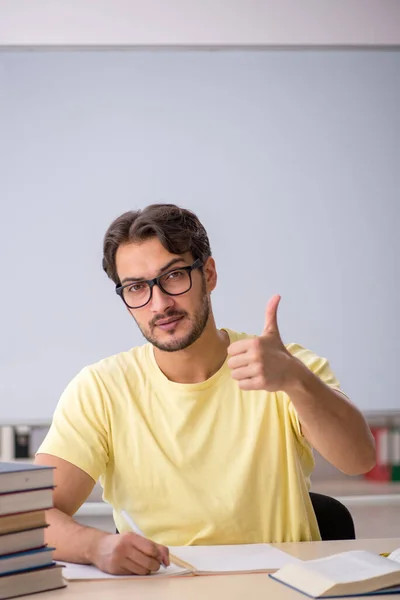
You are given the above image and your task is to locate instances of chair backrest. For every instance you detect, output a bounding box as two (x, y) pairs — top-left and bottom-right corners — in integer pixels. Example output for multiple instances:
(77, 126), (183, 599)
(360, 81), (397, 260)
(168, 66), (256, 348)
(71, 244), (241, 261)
(310, 492), (356, 540)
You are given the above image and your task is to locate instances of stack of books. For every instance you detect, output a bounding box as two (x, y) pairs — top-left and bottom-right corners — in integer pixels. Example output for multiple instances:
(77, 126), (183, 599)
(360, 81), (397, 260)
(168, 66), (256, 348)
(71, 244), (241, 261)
(0, 462), (65, 598)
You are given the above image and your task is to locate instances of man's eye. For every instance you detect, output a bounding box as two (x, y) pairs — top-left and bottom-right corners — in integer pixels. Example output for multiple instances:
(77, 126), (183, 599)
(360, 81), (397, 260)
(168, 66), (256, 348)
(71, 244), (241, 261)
(128, 283), (146, 293)
(166, 270), (185, 280)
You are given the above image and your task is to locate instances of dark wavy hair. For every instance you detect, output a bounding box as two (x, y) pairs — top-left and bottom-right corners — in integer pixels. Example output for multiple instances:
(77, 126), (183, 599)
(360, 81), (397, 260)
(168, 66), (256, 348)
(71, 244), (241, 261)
(102, 204), (212, 284)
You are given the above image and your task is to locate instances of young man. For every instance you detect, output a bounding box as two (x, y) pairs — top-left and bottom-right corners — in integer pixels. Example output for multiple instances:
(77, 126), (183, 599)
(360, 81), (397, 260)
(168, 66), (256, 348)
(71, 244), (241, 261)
(35, 204), (375, 576)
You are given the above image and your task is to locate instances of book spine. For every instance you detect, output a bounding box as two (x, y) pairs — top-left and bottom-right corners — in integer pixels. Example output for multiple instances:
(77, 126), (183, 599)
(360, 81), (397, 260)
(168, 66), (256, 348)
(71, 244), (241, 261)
(364, 426), (390, 482)
(390, 427), (400, 482)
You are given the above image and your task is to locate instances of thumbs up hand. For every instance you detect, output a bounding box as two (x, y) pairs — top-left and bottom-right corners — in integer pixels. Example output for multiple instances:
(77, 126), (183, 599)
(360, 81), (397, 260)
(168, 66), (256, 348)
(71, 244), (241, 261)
(227, 295), (296, 392)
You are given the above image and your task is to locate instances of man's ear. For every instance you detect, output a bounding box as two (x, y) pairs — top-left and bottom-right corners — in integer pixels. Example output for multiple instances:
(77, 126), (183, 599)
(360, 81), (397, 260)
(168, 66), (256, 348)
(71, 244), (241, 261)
(203, 257), (217, 293)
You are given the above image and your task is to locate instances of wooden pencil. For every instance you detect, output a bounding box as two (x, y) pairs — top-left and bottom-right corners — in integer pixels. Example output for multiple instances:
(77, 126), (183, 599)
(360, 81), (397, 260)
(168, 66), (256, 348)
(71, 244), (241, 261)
(169, 553), (196, 572)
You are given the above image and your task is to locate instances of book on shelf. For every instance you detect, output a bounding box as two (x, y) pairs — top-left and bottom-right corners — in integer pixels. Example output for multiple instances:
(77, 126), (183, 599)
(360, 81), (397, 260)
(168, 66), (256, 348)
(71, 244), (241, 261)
(364, 426), (400, 483)
(365, 426), (391, 482)
(390, 427), (400, 482)
(270, 547), (400, 598)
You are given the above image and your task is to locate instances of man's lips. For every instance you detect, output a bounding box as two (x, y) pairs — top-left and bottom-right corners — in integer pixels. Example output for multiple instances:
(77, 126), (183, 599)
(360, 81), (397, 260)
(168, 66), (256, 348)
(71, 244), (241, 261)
(155, 316), (184, 329)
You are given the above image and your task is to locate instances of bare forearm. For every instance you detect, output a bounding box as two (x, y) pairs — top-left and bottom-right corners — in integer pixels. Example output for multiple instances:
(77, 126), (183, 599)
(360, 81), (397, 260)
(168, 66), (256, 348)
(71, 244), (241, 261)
(45, 507), (109, 564)
(286, 360), (376, 475)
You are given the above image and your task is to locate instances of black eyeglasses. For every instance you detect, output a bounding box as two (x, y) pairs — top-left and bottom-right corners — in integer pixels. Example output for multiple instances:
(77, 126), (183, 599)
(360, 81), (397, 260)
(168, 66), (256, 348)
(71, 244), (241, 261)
(115, 258), (203, 309)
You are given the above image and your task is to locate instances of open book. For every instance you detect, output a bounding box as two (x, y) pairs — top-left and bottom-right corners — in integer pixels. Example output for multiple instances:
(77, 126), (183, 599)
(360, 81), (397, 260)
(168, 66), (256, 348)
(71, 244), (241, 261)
(270, 547), (400, 598)
(61, 543), (301, 579)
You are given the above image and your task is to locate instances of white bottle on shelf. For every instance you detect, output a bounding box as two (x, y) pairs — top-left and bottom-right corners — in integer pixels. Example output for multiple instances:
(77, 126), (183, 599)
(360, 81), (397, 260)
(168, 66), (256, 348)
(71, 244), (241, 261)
(0, 426), (15, 461)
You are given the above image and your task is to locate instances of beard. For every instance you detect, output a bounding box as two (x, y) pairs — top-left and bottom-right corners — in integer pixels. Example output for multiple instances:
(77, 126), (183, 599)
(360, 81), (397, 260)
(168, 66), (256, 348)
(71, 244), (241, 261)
(134, 287), (210, 353)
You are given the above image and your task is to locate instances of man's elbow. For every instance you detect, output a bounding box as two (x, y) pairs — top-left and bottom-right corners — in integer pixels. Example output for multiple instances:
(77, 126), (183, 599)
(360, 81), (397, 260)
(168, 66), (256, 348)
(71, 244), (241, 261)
(341, 443), (377, 476)
(345, 417), (377, 476)
(359, 447), (377, 475)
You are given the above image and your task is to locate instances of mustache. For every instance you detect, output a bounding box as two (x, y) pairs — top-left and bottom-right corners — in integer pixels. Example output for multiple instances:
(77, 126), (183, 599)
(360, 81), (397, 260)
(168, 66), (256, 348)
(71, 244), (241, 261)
(150, 309), (188, 328)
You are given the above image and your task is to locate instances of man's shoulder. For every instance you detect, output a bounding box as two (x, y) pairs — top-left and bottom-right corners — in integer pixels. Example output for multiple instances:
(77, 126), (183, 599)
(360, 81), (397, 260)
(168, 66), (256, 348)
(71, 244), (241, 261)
(285, 342), (329, 366)
(285, 342), (310, 357)
(76, 342), (151, 384)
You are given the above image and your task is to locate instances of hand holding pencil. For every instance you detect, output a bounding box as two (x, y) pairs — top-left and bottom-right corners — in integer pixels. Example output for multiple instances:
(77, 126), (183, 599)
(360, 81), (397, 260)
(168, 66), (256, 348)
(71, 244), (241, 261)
(88, 511), (170, 576)
(121, 510), (195, 573)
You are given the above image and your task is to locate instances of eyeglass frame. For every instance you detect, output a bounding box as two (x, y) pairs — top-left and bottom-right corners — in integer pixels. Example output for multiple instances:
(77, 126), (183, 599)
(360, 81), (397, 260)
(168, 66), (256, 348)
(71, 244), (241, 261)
(115, 258), (203, 309)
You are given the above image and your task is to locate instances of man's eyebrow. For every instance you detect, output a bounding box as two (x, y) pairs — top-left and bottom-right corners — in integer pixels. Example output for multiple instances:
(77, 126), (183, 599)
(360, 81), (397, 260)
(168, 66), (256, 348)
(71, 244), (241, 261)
(120, 258), (186, 284)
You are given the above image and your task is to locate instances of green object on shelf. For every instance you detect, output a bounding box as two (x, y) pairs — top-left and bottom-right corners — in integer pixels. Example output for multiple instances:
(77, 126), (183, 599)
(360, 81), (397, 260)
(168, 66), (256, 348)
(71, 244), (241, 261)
(390, 427), (400, 481)
(392, 465), (400, 482)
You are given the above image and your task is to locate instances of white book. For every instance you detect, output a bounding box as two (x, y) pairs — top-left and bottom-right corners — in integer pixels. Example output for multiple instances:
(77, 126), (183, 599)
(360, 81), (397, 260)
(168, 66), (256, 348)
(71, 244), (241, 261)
(0, 488), (53, 517)
(0, 565), (65, 599)
(270, 547), (400, 598)
(0, 462), (54, 494)
(0, 526), (47, 556)
(60, 543), (301, 579)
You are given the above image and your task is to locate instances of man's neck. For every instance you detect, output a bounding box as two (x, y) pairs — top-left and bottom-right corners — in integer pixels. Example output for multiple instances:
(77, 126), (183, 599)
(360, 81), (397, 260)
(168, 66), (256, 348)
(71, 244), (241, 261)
(153, 320), (230, 384)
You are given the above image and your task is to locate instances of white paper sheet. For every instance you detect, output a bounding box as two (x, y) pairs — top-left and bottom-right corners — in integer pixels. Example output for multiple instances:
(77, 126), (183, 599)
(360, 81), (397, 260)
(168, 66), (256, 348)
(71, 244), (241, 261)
(59, 561), (187, 579)
(59, 543), (300, 580)
(171, 543), (301, 573)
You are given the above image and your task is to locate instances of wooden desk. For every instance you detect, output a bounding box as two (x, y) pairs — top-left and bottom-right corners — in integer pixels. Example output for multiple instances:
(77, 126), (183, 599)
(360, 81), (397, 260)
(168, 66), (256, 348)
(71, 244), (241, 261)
(36, 538), (400, 599)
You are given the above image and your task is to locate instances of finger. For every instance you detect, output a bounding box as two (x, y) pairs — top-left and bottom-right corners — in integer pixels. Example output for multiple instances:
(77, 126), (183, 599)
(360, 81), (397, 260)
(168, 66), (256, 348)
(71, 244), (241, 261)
(227, 353), (252, 370)
(263, 294), (281, 336)
(157, 544), (170, 567)
(106, 555), (153, 576)
(237, 377), (265, 391)
(120, 556), (155, 576)
(227, 339), (254, 357)
(123, 532), (163, 570)
(124, 532), (160, 560)
(130, 534), (169, 569)
(231, 363), (262, 381)
(126, 547), (162, 573)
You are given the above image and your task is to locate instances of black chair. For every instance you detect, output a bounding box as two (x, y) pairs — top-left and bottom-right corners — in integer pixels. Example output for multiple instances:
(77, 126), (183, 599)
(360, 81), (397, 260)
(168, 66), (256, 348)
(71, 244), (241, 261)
(310, 492), (356, 540)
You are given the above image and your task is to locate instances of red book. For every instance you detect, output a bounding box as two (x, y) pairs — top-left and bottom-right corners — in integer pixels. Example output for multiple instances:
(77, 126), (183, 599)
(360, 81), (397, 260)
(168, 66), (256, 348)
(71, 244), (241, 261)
(364, 426), (390, 481)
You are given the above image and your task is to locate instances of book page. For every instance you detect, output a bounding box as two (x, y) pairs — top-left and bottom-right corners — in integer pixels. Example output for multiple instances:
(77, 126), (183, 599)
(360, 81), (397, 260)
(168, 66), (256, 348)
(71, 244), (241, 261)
(300, 551), (400, 584)
(170, 543), (301, 573)
(388, 548), (400, 564)
(59, 561), (188, 579)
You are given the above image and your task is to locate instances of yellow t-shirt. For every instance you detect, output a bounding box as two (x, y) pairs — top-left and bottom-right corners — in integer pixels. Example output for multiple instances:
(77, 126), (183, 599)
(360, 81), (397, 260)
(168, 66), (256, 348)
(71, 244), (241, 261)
(38, 329), (343, 545)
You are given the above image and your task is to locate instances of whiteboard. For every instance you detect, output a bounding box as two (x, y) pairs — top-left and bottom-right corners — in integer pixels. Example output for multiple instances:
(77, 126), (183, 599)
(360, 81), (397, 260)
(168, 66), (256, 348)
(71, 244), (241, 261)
(0, 50), (399, 422)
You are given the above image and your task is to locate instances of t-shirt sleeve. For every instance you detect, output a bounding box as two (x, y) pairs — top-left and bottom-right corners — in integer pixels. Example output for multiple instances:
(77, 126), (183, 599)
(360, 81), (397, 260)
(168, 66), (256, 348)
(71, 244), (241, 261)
(286, 343), (344, 392)
(284, 343), (346, 452)
(36, 367), (110, 482)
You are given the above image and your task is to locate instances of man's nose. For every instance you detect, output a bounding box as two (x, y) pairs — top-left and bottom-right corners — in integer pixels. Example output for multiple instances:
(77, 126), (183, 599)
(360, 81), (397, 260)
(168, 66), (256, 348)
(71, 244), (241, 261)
(149, 284), (174, 314)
